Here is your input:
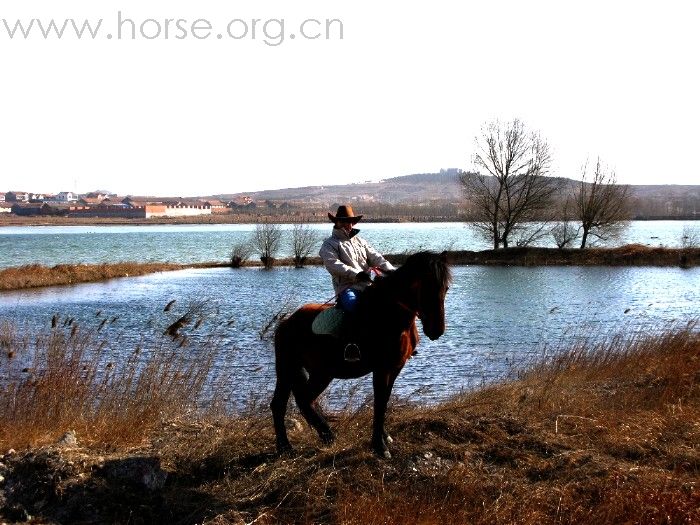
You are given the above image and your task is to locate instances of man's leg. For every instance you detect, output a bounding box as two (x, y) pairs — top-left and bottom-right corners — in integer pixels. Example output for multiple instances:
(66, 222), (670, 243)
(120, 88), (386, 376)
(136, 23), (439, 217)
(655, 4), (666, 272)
(337, 288), (361, 362)
(337, 288), (359, 313)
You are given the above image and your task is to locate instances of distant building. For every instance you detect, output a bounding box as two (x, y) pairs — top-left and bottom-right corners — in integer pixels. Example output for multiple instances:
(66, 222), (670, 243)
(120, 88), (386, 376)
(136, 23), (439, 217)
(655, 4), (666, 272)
(5, 191), (29, 202)
(56, 191), (78, 202)
(204, 199), (228, 214)
(67, 198), (212, 219)
(161, 200), (212, 217)
(11, 202), (64, 216)
(229, 196), (253, 206)
(78, 196), (105, 206)
(68, 202), (167, 219)
(29, 193), (47, 202)
(84, 191), (110, 200)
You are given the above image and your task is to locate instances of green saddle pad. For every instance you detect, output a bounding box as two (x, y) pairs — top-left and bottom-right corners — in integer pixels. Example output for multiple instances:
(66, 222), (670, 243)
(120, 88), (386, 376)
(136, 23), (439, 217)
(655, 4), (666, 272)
(311, 307), (344, 336)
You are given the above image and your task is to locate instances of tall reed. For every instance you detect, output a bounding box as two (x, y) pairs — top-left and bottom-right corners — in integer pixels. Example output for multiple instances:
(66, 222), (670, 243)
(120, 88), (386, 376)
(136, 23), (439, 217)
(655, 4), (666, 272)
(0, 317), (220, 450)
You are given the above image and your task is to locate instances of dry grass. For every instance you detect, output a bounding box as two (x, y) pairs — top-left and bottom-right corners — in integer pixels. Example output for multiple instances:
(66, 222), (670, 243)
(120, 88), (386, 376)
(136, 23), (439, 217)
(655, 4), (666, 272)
(0, 262), (195, 291)
(159, 322), (700, 524)
(446, 245), (700, 267)
(0, 319), (220, 450)
(1, 322), (699, 524)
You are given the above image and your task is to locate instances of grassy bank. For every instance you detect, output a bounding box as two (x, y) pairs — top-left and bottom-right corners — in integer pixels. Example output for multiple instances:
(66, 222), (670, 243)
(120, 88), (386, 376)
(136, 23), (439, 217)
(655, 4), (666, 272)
(1, 245), (697, 292)
(0, 321), (698, 524)
(442, 244), (700, 267)
(0, 262), (200, 291)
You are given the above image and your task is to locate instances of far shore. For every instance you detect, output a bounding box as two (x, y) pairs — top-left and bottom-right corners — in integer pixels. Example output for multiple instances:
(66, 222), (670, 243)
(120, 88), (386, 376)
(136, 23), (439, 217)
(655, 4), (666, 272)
(0, 214), (451, 227)
(1, 214), (698, 228)
(1, 246), (697, 292)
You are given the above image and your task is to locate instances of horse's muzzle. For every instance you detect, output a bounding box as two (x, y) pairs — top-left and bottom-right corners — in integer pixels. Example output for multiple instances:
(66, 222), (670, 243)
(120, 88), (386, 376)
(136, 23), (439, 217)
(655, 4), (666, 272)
(423, 323), (445, 341)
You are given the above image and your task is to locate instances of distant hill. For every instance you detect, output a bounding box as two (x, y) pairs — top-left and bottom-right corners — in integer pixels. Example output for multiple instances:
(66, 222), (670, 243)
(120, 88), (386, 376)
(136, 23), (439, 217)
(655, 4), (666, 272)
(216, 169), (464, 206)
(215, 170), (699, 218)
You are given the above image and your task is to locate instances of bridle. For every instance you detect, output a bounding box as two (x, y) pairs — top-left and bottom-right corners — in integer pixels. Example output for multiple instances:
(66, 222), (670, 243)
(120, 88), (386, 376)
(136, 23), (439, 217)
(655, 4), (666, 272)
(396, 299), (420, 319)
(394, 280), (423, 320)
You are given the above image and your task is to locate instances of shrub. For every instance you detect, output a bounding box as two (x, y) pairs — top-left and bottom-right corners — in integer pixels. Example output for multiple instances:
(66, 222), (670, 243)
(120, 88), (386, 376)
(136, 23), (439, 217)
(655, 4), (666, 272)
(230, 241), (253, 268)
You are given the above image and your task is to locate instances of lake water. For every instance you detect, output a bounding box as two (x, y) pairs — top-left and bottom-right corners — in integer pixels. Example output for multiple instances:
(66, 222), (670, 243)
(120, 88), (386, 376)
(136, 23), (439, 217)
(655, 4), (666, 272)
(0, 220), (698, 269)
(1, 262), (697, 409)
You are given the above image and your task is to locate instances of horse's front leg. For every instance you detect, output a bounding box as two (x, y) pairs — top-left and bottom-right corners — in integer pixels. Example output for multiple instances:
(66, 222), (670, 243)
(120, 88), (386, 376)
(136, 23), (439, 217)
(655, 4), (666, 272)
(271, 376), (293, 454)
(372, 369), (397, 459)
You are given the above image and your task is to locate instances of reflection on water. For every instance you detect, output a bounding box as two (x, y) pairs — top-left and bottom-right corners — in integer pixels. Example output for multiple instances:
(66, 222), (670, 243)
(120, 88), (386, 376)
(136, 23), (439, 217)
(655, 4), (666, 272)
(1, 265), (698, 409)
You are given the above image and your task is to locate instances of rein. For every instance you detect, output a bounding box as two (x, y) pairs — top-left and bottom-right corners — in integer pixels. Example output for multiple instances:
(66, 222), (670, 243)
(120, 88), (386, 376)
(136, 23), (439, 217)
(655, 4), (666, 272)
(321, 267), (425, 320)
(395, 299), (420, 319)
(393, 282), (422, 320)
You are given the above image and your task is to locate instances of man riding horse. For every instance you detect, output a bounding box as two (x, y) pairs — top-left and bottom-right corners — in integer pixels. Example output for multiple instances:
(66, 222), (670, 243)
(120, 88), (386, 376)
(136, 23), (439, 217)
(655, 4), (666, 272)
(319, 205), (396, 361)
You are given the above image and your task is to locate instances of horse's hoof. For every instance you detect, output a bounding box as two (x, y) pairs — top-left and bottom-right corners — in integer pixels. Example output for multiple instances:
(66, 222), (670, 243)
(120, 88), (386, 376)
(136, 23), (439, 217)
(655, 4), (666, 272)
(320, 431), (335, 445)
(276, 442), (293, 456)
(384, 434), (394, 445)
(373, 443), (392, 459)
(374, 448), (392, 460)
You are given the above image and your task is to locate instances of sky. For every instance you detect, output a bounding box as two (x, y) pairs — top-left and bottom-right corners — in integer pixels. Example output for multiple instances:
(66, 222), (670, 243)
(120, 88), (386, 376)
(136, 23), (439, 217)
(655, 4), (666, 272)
(2, 0), (699, 197)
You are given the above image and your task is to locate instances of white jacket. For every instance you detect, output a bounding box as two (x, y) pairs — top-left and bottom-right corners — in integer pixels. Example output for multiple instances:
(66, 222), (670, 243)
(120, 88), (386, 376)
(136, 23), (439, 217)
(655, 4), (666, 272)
(319, 227), (396, 295)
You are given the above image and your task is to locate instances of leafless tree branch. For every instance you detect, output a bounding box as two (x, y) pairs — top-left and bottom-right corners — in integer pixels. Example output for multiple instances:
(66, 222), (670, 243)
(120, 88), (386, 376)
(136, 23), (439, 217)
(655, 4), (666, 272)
(575, 158), (630, 248)
(461, 119), (556, 248)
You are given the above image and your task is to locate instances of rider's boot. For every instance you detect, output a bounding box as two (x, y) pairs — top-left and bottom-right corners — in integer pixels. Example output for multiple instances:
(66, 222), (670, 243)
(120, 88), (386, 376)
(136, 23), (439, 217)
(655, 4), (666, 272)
(339, 313), (361, 363)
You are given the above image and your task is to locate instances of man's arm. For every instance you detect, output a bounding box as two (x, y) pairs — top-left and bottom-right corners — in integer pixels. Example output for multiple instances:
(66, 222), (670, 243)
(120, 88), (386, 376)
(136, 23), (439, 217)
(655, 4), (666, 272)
(362, 239), (396, 271)
(319, 240), (363, 279)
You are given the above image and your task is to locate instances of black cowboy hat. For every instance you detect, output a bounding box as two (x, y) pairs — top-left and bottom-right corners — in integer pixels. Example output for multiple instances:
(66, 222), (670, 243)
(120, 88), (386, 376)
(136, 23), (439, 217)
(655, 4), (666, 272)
(328, 205), (363, 224)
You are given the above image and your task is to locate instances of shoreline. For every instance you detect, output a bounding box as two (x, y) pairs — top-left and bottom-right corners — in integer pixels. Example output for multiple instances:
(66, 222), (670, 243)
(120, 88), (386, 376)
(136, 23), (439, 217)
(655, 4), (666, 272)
(2, 215), (699, 228)
(0, 215), (446, 227)
(1, 246), (697, 292)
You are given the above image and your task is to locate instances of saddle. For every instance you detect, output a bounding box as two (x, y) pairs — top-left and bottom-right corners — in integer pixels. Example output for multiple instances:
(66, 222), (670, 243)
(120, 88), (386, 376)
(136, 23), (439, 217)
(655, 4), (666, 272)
(311, 307), (362, 362)
(311, 307), (345, 337)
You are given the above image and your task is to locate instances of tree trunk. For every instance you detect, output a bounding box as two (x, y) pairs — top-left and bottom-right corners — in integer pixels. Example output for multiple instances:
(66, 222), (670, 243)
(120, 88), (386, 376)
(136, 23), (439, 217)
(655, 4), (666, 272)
(580, 227), (589, 249)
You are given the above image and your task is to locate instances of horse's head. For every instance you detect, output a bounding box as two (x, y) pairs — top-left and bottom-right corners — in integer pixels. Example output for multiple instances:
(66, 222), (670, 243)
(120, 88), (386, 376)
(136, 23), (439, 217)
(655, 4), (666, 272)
(395, 251), (451, 341)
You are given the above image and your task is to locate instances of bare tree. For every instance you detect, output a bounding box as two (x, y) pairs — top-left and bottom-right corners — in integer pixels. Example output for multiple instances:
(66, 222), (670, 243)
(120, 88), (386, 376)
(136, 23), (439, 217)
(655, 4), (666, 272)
(680, 224), (700, 249)
(230, 241), (253, 268)
(252, 221), (283, 269)
(460, 119), (556, 249)
(575, 158), (630, 249)
(551, 197), (578, 249)
(291, 222), (319, 268)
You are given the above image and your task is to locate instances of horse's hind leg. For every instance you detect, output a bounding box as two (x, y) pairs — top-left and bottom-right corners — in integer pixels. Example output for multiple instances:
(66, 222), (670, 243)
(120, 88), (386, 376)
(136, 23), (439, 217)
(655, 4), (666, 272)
(271, 375), (293, 453)
(293, 373), (334, 445)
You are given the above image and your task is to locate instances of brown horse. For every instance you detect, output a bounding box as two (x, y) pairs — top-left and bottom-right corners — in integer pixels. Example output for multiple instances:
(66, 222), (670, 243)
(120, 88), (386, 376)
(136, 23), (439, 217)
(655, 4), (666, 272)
(271, 251), (451, 458)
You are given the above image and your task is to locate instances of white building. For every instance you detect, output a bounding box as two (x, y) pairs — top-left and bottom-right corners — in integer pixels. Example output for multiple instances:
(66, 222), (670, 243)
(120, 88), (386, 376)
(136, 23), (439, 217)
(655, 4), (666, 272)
(163, 201), (212, 217)
(56, 191), (78, 202)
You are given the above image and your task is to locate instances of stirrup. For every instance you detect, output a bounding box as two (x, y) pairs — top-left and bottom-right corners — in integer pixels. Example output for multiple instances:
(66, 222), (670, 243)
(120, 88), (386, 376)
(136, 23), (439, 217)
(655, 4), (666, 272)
(343, 343), (361, 363)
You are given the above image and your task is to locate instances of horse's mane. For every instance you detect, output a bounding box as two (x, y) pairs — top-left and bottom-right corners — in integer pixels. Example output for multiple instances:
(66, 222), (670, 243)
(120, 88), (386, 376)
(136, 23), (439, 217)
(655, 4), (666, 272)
(362, 251), (452, 304)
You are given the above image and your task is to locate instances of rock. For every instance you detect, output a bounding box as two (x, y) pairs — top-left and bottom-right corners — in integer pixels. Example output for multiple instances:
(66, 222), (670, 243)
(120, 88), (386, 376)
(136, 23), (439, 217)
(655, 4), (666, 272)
(410, 451), (455, 477)
(101, 457), (168, 491)
(57, 430), (78, 448)
(285, 417), (303, 432)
